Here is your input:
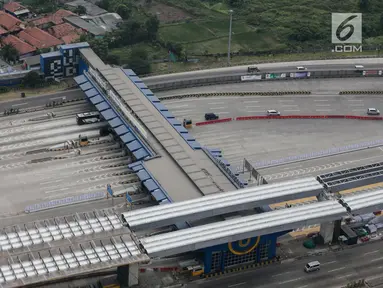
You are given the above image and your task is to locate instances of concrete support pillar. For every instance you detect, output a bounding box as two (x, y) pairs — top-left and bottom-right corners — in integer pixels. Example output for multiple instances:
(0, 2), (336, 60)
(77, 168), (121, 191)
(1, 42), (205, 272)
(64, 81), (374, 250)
(117, 263), (139, 287)
(319, 222), (334, 244)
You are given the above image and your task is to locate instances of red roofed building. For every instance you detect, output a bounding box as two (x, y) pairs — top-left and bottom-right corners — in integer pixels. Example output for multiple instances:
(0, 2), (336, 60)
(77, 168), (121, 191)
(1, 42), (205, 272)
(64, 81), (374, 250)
(18, 27), (63, 49)
(4, 2), (30, 18)
(61, 33), (81, 44)
(31, 9), (76, 27)
(2, 35), (36, 57)
(0, 11), (24, 33)
(48, 23), (83, 39)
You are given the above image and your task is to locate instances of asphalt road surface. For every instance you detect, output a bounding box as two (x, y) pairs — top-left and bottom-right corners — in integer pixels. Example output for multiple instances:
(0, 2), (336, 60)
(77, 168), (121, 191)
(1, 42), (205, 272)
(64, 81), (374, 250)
(144, 58), (383, 84)
(0, 102), (138, 215)
(158, 77), (383, 98)
(188, 240), (383, 288)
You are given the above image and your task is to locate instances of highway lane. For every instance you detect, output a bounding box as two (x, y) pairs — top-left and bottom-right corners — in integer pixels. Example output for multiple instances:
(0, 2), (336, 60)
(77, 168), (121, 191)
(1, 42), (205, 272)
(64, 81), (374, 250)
(163, 94), (383, 122)
(188, 240), (383, 288)
(157, 77), (383, 97)
(144, 58), (383, 84)
(189, 119), (383, 172)
(0, 89), (84, 111)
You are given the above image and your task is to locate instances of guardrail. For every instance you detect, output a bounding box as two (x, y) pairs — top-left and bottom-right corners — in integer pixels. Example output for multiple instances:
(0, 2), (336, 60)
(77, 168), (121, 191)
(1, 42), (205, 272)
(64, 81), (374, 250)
(160, 91), (311, 101)
(147, 70), (383, 92)
(196, 118), (233, 126)
(339, 90), (383, 95)
(236, 115), (383, 121)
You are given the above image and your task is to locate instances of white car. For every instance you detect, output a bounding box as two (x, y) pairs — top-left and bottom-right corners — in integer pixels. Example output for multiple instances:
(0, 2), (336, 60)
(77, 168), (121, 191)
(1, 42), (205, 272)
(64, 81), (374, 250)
(367, 108), (380, 115)
(267, 110), (281, 116)
(297, 66), (307, 71)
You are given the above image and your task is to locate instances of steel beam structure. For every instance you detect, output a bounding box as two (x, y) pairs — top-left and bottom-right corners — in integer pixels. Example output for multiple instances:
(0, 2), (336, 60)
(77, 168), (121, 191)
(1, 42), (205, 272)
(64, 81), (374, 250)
(139, 201), (346, 257)
(340, 188), (383, 214)
(122, 177), (323, 230)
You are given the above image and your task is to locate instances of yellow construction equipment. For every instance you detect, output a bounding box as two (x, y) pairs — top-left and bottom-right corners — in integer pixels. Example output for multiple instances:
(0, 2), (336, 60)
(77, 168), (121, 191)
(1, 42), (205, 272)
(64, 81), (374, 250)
(183, 118), (192, 129)
(79, 134), (89, 146)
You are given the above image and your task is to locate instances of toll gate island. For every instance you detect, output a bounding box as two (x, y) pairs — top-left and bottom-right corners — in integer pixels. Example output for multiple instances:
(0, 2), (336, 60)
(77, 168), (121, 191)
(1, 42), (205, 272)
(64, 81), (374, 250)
(34, 42), (383, 287)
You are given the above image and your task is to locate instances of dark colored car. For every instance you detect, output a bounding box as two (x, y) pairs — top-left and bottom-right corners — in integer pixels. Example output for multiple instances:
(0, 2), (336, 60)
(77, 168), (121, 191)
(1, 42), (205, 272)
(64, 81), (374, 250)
(205, 113), (219, 121)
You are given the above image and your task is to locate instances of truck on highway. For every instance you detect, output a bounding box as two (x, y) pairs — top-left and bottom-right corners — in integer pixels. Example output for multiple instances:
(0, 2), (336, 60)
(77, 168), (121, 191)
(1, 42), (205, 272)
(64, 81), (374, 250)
(76, 111), (100, 125)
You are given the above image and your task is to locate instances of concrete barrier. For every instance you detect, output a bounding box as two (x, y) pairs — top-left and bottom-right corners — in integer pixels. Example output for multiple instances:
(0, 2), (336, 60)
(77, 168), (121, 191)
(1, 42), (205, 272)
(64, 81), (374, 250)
(147, 70), (381, 92)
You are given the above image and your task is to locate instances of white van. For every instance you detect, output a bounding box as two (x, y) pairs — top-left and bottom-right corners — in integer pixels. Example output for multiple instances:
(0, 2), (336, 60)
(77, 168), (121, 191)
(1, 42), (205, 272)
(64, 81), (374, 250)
(355, 65), (364, 70)
(297, 66), (307, 71)
(304, 261), (320, 272)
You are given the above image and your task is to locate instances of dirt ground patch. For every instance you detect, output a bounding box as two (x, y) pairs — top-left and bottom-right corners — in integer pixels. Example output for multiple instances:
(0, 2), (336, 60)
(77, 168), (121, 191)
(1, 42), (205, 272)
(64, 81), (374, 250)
(149, 2), (191, 23)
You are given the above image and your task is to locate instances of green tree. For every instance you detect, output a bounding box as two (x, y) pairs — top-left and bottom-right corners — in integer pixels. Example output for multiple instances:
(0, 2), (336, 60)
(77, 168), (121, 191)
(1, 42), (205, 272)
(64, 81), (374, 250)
(126, 48), (151, 75)
(0, 43), (19, 63)
(145, 16), (159, 41)
(75, 5), (87, 15)
(22, 71), (42, 88)
(359, 0), (369, 10)
(88, 38), (109, 60)
(115, 4), (131, 19)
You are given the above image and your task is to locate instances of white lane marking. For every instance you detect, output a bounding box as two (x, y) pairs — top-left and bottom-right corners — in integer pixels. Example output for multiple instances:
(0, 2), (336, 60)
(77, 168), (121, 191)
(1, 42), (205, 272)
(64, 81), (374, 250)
(246, 110), (265, 113)
(209, 107), (227, 110)
(12, 102), (28, 107)
(282, 105), (298, 107)
(244, 100), (259, 103)
(316, 109), (331, 112)
(208, 102), (225, 105)
(337, 273), (355, 279)
(272, 271), (291, 277)
(50, 96), (66, 100)
(172, 109), (193, 114)
(364, 250), (379, 256)
(44, 187), (69, 194)
(218, 112), (230, 114)
(328, 267), (346, 273)
(278, 278), (302, 284)
(246, 105), (261, 108)
(321, 260), (337, 265)
(279, 100), (295, 102)
(316, 104), (330, 107)
(349, 104), (364, 106)
(348, 99), (363, 101)
(352, 109), (365, 111)
(40, 179), (63, 185)
(282, 165), (302, 170)
(284, 109), (300, 112)
(296, 285), (308, 288)
(314, 99), (328, 102)
(379, 147), (383, 152)
(370, 256), (383, 262)
(169, 104), (189, 109)
(228, 282), (246, 287)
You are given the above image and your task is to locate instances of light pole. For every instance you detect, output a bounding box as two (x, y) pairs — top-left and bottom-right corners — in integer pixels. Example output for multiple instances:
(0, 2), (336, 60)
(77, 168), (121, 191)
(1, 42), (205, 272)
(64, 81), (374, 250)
(227, 9), (233, 66)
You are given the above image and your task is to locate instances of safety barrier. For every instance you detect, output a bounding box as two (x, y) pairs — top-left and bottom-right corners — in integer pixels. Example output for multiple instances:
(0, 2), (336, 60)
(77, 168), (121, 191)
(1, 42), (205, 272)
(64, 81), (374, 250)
(339, 90), (383, 95)
(160, 91), (311, 101)
(195, 118), (232, 126)
(236, 115), (383, 121)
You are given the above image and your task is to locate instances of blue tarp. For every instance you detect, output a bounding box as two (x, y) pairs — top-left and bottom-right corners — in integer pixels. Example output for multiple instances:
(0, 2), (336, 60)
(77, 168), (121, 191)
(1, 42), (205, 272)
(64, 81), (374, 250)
(101, 109), (117, 120)
(151, 189), (167, 202)
(96, 101), (110, 111)
(120, 132), (135, 143)
(74, 75), (87, 85)
(154, 103), (168, 111)
(114, 125), (129, 136)
(144, 179), (158, 192)
(80, 82), (93, 91)
(174, 126), (188, 133)
(127, 140), (141, 152)
(161, 111), (175, 119)
(108, 117), (123, 128)
(90, 95), (103, 105)
(133, 148), (149, 161)
(85, 88), (99, 98)
(137, 169), (150, 181)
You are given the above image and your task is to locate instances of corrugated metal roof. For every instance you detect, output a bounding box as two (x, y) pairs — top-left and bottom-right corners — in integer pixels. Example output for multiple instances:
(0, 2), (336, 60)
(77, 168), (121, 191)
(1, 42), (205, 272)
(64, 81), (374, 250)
(133, 148), (149, 161)
(90, 94), (103, 105)
(85, 88), (99, 98)
(120, 132), (135, 143)
(123, 177), (324, 230)
(96, 101), (110, 112)
(73, 74), (87, 85)
(144, 179), (158, 192)
(127, 140), (141, 152)
(108, 117), (123, 128)
(80, 82), (93, 91)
